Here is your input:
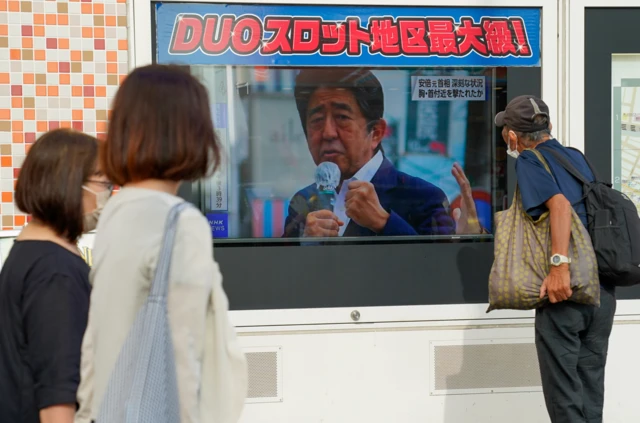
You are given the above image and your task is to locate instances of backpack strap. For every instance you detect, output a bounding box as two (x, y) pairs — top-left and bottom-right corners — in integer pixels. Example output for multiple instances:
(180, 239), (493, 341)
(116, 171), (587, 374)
(564, 146), (606, 184)
(149, 201), (192, 299)
(537, 145), (591, 186)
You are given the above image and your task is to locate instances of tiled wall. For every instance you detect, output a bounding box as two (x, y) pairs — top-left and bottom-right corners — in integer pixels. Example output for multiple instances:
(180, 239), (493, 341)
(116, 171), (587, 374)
(0, 0), (129, 230)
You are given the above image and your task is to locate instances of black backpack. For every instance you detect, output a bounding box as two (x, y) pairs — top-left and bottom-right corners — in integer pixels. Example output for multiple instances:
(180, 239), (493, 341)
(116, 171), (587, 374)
(540, 145), (640, 286)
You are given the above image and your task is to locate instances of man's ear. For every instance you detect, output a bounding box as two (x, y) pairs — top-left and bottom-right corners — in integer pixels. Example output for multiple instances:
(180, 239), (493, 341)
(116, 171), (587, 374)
(508, 129), (520, 151)
(370, 119), (387, 151)
(549, 122), (553, 131)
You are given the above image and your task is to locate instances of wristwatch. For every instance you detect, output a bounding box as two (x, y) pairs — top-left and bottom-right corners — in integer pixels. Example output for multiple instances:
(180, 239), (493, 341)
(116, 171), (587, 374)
(550, 254), (571, 266)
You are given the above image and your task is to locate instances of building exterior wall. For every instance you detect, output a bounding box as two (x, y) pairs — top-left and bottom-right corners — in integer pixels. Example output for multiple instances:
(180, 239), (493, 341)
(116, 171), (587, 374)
(0, 0), (129, 230)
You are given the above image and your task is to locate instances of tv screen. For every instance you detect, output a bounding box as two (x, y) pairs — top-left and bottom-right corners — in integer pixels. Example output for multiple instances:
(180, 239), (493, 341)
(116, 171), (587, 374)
(190, 65), (507, 243)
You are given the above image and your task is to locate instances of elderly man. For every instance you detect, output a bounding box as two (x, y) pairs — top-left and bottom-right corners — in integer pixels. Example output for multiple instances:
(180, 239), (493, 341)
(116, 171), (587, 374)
(283, 68), (482, 238)
(496, 95), (616, 423)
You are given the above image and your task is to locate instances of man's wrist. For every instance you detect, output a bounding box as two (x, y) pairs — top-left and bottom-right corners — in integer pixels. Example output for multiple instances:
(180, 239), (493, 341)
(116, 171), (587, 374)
(550, 263), (569, 273)
(371, 209), (391, 233)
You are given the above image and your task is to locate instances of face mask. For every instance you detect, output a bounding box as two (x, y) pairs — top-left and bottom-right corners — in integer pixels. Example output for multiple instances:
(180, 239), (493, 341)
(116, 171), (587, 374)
(82, 186), (110, 232)
(507, 132), (519, 159)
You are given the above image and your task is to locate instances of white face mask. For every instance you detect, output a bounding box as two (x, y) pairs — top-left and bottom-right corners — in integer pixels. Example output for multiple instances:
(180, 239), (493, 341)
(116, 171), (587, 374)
(82, 186), (111, 232)
(507, 132), (519, 159)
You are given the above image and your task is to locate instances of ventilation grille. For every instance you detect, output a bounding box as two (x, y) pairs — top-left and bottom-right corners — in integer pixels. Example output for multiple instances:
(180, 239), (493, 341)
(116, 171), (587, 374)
(245, 347), (282, 403)
(431, 340), (542, 395)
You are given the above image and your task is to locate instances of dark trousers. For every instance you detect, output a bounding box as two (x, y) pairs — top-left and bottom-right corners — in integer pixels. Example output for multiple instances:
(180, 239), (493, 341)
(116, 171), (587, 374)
(535, 286), (616, 423)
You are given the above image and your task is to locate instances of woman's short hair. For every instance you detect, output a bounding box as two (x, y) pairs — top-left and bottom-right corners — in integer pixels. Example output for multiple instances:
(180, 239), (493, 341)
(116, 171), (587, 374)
(15, 129), (98, 243)
(103, 64), (221, 186)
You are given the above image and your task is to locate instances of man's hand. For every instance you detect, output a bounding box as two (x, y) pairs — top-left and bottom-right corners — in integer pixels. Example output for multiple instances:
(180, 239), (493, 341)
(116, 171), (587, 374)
(540, 265), (572, 303)
(345, 181), (390, 233)
(451, 163), (482, 234)
(304, 210), (344, 237)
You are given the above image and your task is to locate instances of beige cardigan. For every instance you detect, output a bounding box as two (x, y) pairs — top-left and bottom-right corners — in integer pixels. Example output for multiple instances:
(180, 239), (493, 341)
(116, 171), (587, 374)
(75, 188), (247, 423)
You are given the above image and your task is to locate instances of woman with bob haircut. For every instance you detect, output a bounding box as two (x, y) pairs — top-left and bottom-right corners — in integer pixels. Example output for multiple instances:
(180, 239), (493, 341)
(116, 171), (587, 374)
(75, 64), (247, 423)
(0, 129), (111, 423)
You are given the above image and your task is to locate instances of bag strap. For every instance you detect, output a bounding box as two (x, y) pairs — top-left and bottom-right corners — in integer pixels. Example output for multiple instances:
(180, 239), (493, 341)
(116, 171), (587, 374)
(565, 146), (602, 182)
(526, 148), (555, 181)
(149, 201), (191, 299)
(537, 145), (591, 186)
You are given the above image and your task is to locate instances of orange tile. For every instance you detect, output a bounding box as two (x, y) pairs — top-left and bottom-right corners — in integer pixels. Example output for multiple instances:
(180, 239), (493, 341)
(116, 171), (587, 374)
(82, 27), (92, 38)
(72, 110), (83, 120)
(10, 49), (20, 60)
(84, 98), (94, 109)
(14, 216), (25, 226)
(45, 14), (56, 25)
(12, 132), (23, 143)
(12, 121), (22, 131)
(59, 74), (70, 85)
(36, 121), (47, 132)
(48, 86), (58, 96)
(59, 38), (69, 49)
(0, 25), (7, 36)
(25, 144), (32, 154)
(34, 50), (45, 61)
(117, 0), (126, 3)
(34, 26), (44, 37)
(22, 38), (33, 48)
(1, 156), (11, 167)
(106, 16), (116, 27)
(94, 27), (105, 38)
(35, 86), (46, 96)
(60, 121), (71, 129)
(72, 86), (82, 96)
(11, 97), (22, 108)
(118, 39), (128, 50)
(107, 63), (117, 74)
(0, 73), (8, 84)
(24, 109), (35, 120)
(119, 75), (127, 84)
(107, 51), (117, 62)
(58, 14), (68, 26)
(83, 74), (94, 85)
(81, 3), (91, 14)
(96, 86), (106, 97)
(93, 3), (104, 14)
(33, 14), (44, 25)
(8, 1), (18, 12)
(0, 1), (6, 12)
(96, 121), (107, 132)
(0, 109), (9, 119)
(23, 73), (34, 84)
(2, 192), (12, 202)
(47, 62), (58, 73)
(70, 51), (81, 61)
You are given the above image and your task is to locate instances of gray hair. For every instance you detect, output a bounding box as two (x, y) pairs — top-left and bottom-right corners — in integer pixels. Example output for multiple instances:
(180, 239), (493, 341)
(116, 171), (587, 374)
(516, 115), (552, 147)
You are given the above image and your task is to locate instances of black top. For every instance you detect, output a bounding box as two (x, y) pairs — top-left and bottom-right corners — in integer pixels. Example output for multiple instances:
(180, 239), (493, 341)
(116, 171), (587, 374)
(0, 240), (90, 423)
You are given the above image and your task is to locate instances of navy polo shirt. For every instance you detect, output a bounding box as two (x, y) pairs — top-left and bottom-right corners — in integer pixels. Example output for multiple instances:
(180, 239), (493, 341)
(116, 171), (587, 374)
(515, 138), (594, 227)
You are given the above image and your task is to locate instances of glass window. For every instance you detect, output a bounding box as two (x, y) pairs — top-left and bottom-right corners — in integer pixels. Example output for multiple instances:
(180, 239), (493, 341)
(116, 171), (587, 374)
(612, 54), (640, 211)
(190, 65), (508, 242)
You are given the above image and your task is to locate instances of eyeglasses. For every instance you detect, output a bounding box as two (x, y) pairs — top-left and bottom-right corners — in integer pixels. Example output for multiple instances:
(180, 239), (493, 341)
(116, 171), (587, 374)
(86, 179), (114, 192)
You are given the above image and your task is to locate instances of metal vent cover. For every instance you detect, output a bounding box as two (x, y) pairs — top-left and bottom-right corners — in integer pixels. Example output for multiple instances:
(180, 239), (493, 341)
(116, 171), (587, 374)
(431, 339), (542, 395)
(245, 347), (282, 403)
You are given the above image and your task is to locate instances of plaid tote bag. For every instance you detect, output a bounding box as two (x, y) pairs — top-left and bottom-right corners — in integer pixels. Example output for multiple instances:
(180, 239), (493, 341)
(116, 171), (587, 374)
(96, 202), (190, 423)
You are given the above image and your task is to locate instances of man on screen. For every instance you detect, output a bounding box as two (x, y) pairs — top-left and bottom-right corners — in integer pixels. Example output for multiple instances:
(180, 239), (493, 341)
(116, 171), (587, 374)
(282, 68), (483, 238)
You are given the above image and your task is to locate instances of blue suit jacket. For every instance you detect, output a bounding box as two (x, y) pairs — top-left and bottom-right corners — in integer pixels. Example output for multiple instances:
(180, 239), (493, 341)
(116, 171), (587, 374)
(282, 158), (456, 237)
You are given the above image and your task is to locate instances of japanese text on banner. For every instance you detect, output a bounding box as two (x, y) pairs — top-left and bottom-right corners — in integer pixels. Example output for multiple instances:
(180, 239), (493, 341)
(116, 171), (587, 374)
(411, 76), (485, 101)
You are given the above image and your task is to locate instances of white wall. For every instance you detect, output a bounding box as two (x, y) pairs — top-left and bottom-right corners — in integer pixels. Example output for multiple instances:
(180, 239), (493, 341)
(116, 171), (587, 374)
(236, 318), (640, 422)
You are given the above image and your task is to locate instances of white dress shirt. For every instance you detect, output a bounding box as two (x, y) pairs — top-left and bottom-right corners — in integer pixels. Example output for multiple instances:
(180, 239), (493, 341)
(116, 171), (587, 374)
(334, 151), (384, 236)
